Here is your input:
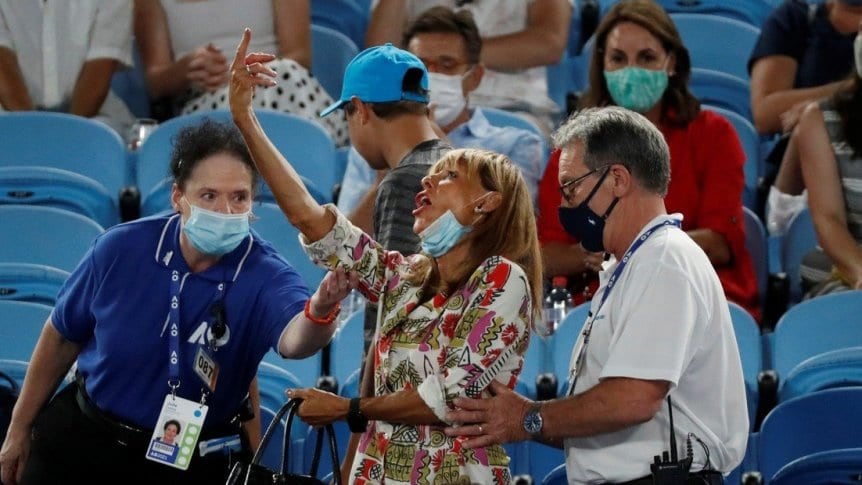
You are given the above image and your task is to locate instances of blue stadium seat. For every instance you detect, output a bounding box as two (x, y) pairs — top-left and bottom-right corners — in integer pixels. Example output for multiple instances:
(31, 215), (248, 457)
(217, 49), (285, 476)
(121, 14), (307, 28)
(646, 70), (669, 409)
(311, 0), (367, 53)
(338, 368), (361, 397)
(669, 13), (759, 81)
(654, 0), (773, 27)
(257, 362), (303, 411)
(261, 348), (323, 395)
(0, 206), (104, 273)
(528, 441), (566, 483)
(541, 463), (567, 485)
(552, 303), (590, 396)
(780, 209), (817, 304)
(0, 359), (28, 387)
(780, 347), (862, 402)
(110, 42), (151, 119)
(689, 68), (752, 122)
(330, 309), (366, 391)
(0, 166), (119, 227)
(729, 302), (762, 428)
(546, 56), (576, 117)
(770, 448), (862, 485)
(258, 405), (294, 474)
(743, 206), (768, 309)
(311, 24), (359, 100)
(758, 388), (862, 483)
(0, 112), (129, 193)
(0, 263), (69, 306)
(250, 202), (327, 290)
(772, 292), (862, 401)
(302, 421), (349, 481)
(0, 301), (52, 361)
(137, 110), (337, 209)
(703, 106), (761, 210)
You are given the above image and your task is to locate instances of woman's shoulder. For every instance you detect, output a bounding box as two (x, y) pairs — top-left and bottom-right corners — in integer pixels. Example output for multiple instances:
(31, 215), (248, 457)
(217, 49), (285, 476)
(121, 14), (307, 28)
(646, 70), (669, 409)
(469, 256), (528, 288)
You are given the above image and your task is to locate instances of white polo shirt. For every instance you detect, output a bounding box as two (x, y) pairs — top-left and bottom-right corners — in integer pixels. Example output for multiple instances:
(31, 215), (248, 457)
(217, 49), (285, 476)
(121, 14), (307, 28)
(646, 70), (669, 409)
(0, 1), (133, 132)
(564, 214), (748, 483)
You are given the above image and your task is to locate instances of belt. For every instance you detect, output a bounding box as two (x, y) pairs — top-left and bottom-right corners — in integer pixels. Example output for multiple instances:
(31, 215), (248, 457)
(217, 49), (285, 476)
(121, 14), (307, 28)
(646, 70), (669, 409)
(612, 470), (724, 485)
(74, 382), (151, 447)
(74, 380), (244, 448)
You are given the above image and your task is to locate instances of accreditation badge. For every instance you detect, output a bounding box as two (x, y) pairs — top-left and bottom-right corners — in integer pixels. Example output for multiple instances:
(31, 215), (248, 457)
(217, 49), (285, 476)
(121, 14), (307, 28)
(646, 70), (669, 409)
(193, 346), (219, 392)
(145, 394), (208, 470)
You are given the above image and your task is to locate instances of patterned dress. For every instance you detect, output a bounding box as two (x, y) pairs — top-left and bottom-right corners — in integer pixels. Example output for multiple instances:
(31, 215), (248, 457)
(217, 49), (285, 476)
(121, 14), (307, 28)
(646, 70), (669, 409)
(302, 208), (533, 484)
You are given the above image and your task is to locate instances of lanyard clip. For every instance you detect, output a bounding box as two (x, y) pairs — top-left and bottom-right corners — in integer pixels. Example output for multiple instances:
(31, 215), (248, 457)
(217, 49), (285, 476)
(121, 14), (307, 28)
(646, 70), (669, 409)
(168, 379), (181, 400)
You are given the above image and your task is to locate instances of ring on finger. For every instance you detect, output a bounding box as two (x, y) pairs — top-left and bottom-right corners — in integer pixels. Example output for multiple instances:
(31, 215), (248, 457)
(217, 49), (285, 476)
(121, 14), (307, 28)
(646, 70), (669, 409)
(477, 424), (483, 434)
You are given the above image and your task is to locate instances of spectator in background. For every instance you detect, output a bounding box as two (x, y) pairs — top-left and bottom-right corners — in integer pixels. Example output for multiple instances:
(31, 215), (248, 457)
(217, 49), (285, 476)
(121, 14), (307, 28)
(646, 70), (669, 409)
(134, 0), (348, 146)
(749, 0), (861, 234)
(338, 6), (545, 225)
(797, 39), (862, 296)
(0, 1), (135, 135)
(538, 0), (760, 319)
(366, 0), (572, 131)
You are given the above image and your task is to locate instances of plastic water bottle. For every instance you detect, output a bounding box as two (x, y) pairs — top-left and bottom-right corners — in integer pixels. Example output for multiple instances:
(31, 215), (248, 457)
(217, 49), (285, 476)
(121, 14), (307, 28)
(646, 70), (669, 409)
(538, 276), (572, 338)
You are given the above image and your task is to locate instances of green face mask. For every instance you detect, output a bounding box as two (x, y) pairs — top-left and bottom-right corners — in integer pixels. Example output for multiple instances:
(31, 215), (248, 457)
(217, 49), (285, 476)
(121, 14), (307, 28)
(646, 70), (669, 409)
(603, 66), (669, 113)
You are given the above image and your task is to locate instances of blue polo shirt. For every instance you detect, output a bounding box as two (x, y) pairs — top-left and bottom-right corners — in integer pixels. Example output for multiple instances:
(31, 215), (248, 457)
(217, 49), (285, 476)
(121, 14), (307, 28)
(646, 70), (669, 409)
(52, 214), (309, 428)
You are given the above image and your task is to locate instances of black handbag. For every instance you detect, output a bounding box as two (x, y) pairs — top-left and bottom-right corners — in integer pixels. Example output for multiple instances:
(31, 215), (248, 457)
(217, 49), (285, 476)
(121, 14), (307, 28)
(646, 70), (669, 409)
(226, 398), (342, 485)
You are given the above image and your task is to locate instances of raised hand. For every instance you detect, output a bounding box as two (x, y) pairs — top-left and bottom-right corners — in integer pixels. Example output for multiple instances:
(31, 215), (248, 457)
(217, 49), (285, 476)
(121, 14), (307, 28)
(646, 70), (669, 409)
(229, 28), (277, 119)
(309, 267), (360, 318)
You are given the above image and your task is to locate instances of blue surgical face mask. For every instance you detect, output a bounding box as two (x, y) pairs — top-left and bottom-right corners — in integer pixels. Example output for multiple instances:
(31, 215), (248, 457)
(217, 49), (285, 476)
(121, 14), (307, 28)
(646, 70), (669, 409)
(557, 168), (618, 252)
(419, 194), (489, 257)
(603, 66), (669, 113)
(182, 198), (251, 256)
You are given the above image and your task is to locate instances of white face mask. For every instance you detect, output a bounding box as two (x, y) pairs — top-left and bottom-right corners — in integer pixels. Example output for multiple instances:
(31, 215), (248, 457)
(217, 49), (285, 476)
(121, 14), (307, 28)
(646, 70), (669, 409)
(855, 34), (862, 79)
(428, 72), (467, 127)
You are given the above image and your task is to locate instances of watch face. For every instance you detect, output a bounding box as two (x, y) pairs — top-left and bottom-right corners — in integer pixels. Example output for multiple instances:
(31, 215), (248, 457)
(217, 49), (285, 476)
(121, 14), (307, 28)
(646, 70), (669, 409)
(523, 409), (543, 434)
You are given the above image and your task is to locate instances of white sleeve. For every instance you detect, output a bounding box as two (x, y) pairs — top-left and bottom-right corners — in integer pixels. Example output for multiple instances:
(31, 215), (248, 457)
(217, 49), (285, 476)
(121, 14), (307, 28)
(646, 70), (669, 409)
(0, 7), (12, 49)
(599, 261), (708, 387)
(86, 1), (132, 67)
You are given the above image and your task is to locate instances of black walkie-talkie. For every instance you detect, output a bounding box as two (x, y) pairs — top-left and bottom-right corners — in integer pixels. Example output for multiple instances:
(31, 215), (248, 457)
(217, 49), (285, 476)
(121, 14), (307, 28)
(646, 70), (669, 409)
(210, 301), (227, 341)
(650, 396), (692, 484)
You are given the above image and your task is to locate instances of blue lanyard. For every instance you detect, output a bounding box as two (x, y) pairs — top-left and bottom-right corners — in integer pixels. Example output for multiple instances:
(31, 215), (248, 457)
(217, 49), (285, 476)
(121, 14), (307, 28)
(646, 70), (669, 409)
(567, 219), (681, 396)
(167, 269), (225, 397)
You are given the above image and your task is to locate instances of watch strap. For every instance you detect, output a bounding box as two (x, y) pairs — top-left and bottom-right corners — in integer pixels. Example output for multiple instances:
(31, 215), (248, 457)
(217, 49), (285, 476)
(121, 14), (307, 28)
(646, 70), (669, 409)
(347, 397), (368, 433)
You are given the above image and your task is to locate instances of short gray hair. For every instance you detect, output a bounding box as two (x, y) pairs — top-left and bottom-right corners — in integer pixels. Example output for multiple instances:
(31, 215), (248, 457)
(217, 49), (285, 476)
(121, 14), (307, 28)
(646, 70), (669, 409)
(552, 107), (670, 196)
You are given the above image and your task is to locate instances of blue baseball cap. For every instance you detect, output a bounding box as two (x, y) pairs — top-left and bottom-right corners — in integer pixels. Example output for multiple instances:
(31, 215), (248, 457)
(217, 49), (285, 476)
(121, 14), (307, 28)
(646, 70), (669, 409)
(319, 43), (429, 117)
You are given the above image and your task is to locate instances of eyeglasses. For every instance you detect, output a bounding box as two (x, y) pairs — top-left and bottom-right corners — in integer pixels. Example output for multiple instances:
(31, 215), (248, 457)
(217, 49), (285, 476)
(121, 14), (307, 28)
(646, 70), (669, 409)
(420, 58), (472, 75)
(559, 167), (604, 205)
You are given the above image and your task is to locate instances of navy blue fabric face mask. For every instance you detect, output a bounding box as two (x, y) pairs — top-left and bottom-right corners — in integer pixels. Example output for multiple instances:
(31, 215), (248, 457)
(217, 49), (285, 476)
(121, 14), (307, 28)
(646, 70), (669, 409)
(558, 168), (618, 253)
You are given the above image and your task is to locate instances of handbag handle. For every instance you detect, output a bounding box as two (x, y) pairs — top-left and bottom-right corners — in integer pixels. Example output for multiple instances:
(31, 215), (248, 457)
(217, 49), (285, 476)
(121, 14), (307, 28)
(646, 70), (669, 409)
(250, 398), (342, 485)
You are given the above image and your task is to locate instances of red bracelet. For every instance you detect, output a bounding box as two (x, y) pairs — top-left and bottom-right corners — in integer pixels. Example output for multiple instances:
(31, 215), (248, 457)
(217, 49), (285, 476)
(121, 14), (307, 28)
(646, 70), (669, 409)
(304, 299), (341, 326)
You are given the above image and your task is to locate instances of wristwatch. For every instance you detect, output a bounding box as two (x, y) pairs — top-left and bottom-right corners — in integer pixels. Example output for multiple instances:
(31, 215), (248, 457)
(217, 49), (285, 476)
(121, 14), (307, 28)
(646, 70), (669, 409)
(347, 397), (369, 433)
(522, 402), (544, 438)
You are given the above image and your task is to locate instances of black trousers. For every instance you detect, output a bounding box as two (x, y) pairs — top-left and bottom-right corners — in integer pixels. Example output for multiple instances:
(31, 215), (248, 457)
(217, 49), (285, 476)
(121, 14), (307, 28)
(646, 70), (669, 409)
(21, 384), (251, 485)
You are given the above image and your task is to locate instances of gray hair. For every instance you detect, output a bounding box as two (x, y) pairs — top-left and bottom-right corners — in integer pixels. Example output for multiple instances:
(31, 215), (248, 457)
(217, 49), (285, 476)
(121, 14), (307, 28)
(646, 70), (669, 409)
(552, 107), (670, 196)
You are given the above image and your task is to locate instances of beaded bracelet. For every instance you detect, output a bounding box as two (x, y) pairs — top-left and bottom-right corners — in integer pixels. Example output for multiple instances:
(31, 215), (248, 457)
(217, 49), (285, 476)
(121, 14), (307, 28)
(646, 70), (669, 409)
(304, 299), (341, 326)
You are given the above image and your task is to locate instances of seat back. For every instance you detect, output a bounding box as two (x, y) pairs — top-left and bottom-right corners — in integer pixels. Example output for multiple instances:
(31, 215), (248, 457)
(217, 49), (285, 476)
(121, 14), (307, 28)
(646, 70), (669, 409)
(0, 263), (69, 306)
(758, 388), (862, 481)
(770, 448), (862, 485)
(655, 0), (772, 27)
(0, 206), (104, 273)
(729, 302), (762, 428)
(781, 208), (817, 304)
(743, 206), (768, 307)
(689, 68), (752, 122)
(552, 303), (590, 396)
(703, 106), (760, 209)
(541, 463), (568, 485)
(0, 166), (119, 227)
(110, 42), (151, 119)
(137, 111), (337, 206)
(310, 0), (367, 53)
(330, 309), (366, 390)
(772, 292), (862, 386)
(250, 202), (326, 290)
(780, 347), (862, 402)
(669, 13), (759, 80)
(0, 112), (128, 195)
(0, 301), (53, 360)
(310, 24), (359, 99)
(480, 107), (549, 157)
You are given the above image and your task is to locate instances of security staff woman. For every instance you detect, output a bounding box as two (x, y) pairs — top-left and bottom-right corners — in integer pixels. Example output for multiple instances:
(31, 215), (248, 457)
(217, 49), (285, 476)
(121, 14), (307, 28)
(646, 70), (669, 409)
(0, 120), (351, 484)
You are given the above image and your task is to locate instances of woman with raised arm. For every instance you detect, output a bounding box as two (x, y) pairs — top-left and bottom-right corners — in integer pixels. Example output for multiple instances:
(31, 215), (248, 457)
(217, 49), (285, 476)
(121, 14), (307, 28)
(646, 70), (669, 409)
(229, 29), (543, 485)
